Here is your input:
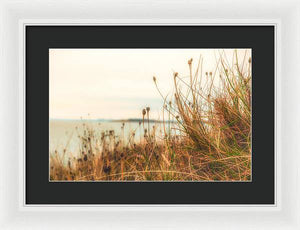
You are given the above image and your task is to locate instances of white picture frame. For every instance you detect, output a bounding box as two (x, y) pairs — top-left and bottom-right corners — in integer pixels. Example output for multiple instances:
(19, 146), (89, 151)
(0, 0), (299, 229)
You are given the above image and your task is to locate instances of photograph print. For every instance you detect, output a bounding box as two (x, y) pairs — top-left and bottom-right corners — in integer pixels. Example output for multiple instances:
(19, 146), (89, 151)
(49, 48), (252, 182)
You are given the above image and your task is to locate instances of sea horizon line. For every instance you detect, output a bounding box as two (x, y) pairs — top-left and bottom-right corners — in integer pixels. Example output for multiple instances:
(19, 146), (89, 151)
(49, 118), (175, 123)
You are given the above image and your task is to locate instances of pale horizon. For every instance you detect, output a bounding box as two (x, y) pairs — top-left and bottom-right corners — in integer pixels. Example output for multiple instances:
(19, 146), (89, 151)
(49, 48), (251, 120)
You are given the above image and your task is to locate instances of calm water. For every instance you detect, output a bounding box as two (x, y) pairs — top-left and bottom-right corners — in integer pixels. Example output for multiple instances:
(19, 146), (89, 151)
(50, 120), (166, 156)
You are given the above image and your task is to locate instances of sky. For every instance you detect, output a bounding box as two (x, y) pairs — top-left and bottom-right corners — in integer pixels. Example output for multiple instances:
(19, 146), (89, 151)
(49, 49), (251, 120)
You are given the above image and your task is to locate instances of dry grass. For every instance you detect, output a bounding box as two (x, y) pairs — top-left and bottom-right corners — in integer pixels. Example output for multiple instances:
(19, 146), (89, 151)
(50, 51), (251, 181)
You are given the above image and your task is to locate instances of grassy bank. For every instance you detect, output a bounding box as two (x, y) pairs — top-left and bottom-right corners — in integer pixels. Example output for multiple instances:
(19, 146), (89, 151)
(50, 51), (251, 181)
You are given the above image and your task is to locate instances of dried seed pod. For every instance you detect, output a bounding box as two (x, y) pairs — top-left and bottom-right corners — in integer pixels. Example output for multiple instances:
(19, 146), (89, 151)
(103, 165), (111, 174)
(83, 154), (88, 161)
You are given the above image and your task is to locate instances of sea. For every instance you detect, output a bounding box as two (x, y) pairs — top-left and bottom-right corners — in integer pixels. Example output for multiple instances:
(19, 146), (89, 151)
(49, 119), (168, 157)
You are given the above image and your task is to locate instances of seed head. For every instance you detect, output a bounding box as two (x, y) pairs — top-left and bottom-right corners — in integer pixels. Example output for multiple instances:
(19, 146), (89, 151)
(174, 72), (178, 78)
(153, 76), (156, 82)
(188, 58), (193, 65)
(248, 57), (252, 63)
(103, 165), (111, 174)
(83, 154), (88, 161)
(209, 72), (212, 76)
(142, 109), (146, 116)
(146, 107), (150, 113)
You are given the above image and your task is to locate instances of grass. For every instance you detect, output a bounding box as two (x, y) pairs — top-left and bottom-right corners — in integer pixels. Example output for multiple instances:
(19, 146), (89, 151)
(50, 50), (252, 181)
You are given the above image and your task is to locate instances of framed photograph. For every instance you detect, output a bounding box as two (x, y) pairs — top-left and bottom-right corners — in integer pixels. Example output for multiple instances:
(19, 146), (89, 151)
(25, 26), (274, 205)
(0, 0), (299, 229)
